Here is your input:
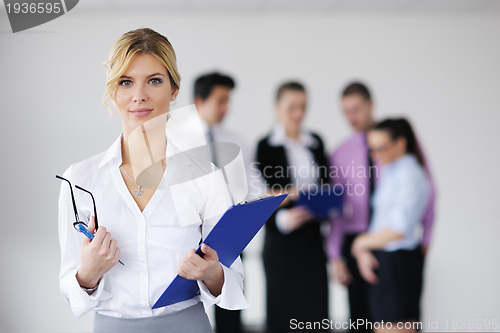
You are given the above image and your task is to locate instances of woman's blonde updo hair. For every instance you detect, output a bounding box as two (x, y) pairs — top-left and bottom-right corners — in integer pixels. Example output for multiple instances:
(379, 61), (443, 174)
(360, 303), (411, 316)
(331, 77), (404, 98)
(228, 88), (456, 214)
(102, 28), (181, 116)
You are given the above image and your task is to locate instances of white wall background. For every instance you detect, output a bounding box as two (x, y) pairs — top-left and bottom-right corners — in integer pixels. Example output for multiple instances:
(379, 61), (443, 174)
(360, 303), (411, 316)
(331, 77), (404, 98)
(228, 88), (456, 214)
(1, 2), (500, 332)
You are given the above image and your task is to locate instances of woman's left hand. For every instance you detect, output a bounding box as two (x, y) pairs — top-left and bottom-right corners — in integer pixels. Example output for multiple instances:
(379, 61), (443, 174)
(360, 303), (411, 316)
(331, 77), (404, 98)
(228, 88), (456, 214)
(177, 243), (224, 296)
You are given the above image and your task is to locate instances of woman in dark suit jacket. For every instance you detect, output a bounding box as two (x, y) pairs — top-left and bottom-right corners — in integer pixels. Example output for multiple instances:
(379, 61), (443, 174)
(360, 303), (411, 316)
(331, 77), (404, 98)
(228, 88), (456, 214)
(257, 82), (330, 333)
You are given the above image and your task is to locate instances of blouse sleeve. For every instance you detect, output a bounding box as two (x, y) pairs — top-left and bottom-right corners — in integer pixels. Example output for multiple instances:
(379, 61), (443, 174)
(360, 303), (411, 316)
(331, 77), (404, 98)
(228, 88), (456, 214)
(197, 169), (249, 311)
(386, 169), (431, 237)
(58, 164), (113, 318)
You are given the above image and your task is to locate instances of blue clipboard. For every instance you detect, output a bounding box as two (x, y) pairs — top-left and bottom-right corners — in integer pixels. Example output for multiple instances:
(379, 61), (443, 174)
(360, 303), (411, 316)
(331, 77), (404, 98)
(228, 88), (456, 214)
(152, 193), (289, 309)
(295, 189), (343, 219)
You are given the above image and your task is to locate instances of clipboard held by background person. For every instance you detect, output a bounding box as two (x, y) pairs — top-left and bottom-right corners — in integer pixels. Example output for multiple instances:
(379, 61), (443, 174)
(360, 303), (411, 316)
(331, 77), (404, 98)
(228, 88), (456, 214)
(295, 188), (343, 219)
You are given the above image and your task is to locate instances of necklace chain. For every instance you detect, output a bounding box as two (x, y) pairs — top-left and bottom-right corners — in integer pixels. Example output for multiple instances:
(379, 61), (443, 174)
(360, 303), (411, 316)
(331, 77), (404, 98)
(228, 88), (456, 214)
(120, 164), (163, 195)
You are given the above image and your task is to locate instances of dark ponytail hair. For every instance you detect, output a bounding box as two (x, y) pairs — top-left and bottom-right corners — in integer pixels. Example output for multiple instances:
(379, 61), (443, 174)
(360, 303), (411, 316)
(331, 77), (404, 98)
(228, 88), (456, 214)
(372, 118), (425, 166)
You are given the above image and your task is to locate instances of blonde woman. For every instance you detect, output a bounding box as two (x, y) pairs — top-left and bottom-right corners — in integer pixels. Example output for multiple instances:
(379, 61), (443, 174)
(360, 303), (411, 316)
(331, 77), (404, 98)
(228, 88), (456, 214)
(57, 28), (247, 333)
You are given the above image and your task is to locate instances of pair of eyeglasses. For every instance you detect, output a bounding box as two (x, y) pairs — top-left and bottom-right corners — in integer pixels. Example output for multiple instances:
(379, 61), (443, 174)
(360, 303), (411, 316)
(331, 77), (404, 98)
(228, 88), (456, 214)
(368, 141), (395, 155)
(56, 175), (124, 266)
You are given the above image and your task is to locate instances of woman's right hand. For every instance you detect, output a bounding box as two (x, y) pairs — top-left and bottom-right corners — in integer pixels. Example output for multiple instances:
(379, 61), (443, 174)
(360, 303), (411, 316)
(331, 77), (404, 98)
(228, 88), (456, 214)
(355, 250), (379, 285)
(76, 216), (120, 289)
(285, 206), (313, 231)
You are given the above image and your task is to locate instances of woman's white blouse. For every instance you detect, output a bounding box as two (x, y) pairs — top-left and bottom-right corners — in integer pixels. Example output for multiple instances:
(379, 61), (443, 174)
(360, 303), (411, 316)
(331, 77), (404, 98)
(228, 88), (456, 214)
(368, 154), (431, 251)
(58, 132), (249, 318)
(267, 124), (320, 234)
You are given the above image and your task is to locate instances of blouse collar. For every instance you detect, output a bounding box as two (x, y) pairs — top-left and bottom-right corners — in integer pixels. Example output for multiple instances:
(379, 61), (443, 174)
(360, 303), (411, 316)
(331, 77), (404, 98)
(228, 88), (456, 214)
(384, 153), (418, 172)
(97, 133), (123, 169)
(97, 129), (192, 170)
(268, 123), (317, 149)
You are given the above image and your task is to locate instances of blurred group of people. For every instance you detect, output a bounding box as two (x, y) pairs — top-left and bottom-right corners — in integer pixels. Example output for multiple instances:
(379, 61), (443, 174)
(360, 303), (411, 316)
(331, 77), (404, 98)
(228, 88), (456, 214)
(193, 72), (436, 333)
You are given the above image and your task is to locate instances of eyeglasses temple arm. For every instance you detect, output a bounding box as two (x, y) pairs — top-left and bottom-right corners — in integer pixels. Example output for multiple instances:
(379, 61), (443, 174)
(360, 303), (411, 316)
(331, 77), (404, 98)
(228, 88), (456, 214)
(55, 175), (80, 223)
(75, 184), (99, 230)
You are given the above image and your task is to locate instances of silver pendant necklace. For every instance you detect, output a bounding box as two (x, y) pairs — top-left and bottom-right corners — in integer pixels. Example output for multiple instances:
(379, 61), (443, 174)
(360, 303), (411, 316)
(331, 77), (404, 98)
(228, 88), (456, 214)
(120, 164), (163, 196)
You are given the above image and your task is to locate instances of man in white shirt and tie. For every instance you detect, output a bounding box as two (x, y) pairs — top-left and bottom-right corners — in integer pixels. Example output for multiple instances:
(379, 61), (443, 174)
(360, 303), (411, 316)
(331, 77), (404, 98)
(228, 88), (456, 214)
(193, 72), (257, 333)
